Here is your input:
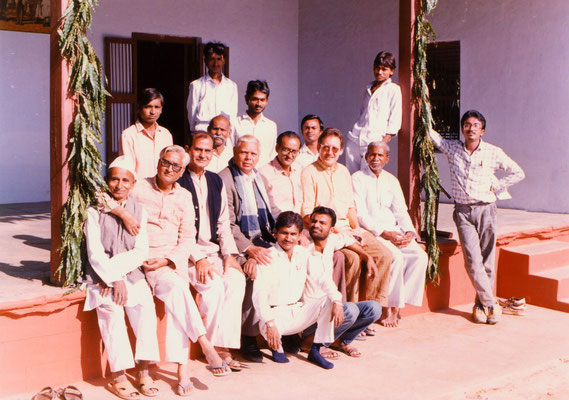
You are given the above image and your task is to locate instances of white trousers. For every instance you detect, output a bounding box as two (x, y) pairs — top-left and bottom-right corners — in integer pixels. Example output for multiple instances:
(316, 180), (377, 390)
(94, 283), (160, 372)
(153, 270), (207, 364)
(259, 296), (335, 345)
(189, 256), (246, 349)
(378, 237), (428, 308)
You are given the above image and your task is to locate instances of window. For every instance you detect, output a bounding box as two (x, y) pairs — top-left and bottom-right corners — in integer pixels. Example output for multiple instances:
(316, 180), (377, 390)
(426, 41), (460, 140)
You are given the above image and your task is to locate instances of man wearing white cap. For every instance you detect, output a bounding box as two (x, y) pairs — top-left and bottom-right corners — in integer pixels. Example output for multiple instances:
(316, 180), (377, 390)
(84, 156), (161, 399)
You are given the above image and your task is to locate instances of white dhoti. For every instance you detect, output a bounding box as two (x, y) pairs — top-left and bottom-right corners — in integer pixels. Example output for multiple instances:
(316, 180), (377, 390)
(84, 280), (160, 373)
(152, 269), (207, 364)
(189, 256), (246, 349)
(259, 296), (335, 345)
(378, 238), (428, 308)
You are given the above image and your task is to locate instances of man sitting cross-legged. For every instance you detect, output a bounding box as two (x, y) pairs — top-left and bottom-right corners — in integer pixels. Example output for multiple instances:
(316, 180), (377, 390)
(179, 132), (247, 370)
(352, 142), (428, 327)
(84, 156), (160, 400)
(110, 145), (231, 396)
(252, 211), (343, 369)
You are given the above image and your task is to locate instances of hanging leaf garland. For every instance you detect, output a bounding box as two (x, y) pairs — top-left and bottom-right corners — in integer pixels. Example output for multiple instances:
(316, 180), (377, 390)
(57, 0), (109, 285)
(413, 0), (441, 282)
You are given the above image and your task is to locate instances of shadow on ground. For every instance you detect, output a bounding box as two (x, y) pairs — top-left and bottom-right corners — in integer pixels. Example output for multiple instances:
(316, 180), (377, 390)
(0, 260), (51, 282)
(13, 234), (51, 250)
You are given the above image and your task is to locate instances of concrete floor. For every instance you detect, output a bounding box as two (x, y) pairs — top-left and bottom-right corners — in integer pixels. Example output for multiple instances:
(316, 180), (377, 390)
(3, 303), (569, 400)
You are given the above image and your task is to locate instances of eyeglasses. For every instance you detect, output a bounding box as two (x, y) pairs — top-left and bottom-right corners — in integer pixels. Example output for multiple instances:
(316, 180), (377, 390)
(279, 147), (299, 156)
(320, 145), (341, 154)
(463, 122), (482, 129)
(159, 158), (183, 172)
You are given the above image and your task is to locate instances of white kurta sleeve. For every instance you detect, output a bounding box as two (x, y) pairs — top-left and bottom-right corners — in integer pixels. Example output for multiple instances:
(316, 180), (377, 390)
(352, 172), (382, 236)
(252, 264), (276, 327)
(389, 176), (416, 235)
(217, 184), (239, 256)
(386, 86), (402, 136)
(187, 81), (199, 131)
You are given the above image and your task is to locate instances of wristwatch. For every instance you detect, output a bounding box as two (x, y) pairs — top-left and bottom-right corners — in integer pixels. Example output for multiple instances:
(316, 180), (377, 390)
(266, 320), (275, 328)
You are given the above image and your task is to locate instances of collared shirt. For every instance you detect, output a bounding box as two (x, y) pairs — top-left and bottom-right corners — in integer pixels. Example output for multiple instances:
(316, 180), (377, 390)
(294, 144), (319, 171)
(348, 78), (402, 148)
(303, 233), (351, 303)
(130, 177), (197, 287)
(352, 168), (416, 237)
(429, 129), (525, 204)
(252, 244), (309, 327)
(188, 170), (238, 262)
(233, 113), (277, 167)
(301, 159), (356, 229)
(120, 121), (173, 179)
(205, 144), (234, 173)
(187, 73), (238, 131)
(259, 157), (303, 217)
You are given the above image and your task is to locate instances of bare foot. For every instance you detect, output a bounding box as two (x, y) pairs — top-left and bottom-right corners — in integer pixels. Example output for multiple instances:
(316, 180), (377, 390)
(320, 347), (340, 360)
(177, 364), (193, 396)
(339, 342), (361, 357)
(199, 337), (231, 376)
(395, 308), (401, 320)
(379, 308), (398, 328)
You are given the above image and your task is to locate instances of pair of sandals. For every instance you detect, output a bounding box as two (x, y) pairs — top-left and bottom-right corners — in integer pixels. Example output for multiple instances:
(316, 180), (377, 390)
(107, 375), (159, 400)
(32, 386), (82, 400)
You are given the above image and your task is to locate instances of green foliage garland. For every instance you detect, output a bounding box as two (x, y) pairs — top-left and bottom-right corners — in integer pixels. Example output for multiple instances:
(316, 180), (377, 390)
(57, 0), (109, 285)
(413, 0), (441, 282)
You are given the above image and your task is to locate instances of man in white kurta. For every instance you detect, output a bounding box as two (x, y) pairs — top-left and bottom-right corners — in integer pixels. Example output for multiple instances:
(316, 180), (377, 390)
(352, 142), (428, 327)
(179, 132), (246, 369)
(187, 42), (238, 132)
(84, 156), (160, 397)
(205, 115), (234, 173)
(252, 211), (342, 369)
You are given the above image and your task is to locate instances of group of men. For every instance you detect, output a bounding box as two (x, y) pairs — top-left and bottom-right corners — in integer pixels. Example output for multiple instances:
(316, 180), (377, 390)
(83, 40), (524, 399)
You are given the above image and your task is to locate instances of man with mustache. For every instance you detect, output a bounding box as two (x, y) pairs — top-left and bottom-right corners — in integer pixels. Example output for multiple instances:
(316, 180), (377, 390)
(206, 115), (234, 173)
(233, 80), (277, 168)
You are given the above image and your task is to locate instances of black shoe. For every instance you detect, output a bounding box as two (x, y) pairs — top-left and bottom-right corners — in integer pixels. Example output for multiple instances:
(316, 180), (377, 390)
(281, 334), (300, 354)
(240, 335), (263, 363)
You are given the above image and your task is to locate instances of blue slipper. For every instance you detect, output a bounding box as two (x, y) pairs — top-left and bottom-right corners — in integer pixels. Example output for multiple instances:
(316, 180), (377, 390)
(206, 360), (232, 377)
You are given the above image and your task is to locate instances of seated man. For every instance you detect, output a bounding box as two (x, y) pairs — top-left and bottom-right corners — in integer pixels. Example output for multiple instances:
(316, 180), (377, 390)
(206, 115), (234, 173)
(233, 80), (277, 167)
(218, 135), (276, 362)
(259, 131), (303, 217)
(179, 132), (247, 370)
(84, 156), (160, 399)
(111, 145), (231, 396)
(302, 207), (382, 357)
(352, 142), (428, 327)
(301, 128), (392, 320)
(295, 114), (324, 170)
(252, 211), (343, 369)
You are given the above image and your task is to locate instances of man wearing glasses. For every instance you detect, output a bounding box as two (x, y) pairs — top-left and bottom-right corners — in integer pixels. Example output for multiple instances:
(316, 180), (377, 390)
(259, 131), (303, 217)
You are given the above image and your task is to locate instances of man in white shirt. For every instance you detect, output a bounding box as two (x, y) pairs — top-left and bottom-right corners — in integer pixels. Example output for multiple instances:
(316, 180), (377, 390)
(233, 80), (277, 167)
(179, 132), (247, 371)
(352, 142), (428, 327)
(252, 211), (343, 369)
(295, 114), (324, 171)
(187, 42), (238, 132)
(84, 156), (160, 398)
(260, 131), (303, 217)
(205, 115), (234, 173)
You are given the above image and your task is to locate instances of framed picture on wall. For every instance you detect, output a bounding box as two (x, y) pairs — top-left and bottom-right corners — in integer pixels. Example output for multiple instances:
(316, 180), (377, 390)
(0, 0), (50, 34)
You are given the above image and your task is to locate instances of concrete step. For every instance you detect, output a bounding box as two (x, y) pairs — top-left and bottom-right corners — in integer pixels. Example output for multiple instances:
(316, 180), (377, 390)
(533, 265), (569, 299)
(499, 240), (569, 273)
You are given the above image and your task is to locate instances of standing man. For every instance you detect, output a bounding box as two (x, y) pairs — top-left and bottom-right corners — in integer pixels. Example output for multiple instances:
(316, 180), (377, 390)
(187, 42), (238, 132)
(295, 114), (324, 170)
(259, 131), (303, 217)
(233, 80), (277, 167)
(179, 132), (247, 370)
(206, 115), (234, 173)
(430, 110), (524, 324)
(84, 156), (160, 399)
(218, 135), (276, 362)
(353, 142), (428, 327)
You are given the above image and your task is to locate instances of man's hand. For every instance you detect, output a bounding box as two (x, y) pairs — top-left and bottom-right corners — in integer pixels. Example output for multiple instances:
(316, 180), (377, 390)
(298, 232), (310, 248)
(243, 259), (258, 280)
(266, 322), (281, 351)
(196, 258), (217, 284)
(142, 258), (170, 272)
(382, 134), (394, 143)
(223, 255), (243, 274)
(365, 256), (379, 279)
(398, 232), (415, 248)
(245, 245), (272, 265)
(330, 302), (345, 327)
(111, 280), (128, 306)
(100, 283), (112, 298)
(381, 230), (404, 245)
(111, 207), (140, 236)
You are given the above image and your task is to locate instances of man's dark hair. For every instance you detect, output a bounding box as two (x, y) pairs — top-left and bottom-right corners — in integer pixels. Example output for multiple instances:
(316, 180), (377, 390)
(461, 110), (487, 130)
(301, 114), (324, 131)
(311, 206), (337, 227)
(275, 211), (303, 233)
(204, 42), (227, 58)
(186, 131), (214, 148)
(276, 131), (301, 147)
(138, 88), (164, 108)
(373, 51), (396, 70)
(245, 80), (270, 100)
(317, 127), (344, 149)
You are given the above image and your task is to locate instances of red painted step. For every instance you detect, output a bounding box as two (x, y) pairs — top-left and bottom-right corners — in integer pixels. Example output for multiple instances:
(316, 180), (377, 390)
(499, 240), (569, 273)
